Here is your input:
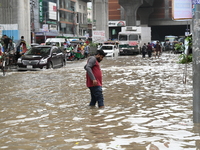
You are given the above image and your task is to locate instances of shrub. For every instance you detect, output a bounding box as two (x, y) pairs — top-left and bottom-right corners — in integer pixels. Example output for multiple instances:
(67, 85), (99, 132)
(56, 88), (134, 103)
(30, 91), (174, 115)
(178, 54), (192, 64)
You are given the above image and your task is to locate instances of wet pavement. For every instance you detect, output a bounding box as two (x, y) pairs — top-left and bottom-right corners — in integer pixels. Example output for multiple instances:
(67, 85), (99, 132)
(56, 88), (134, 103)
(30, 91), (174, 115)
(0, 53), (198, 150)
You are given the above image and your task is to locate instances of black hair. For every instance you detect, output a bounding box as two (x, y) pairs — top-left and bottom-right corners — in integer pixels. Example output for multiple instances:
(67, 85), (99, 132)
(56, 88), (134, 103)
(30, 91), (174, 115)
(96, 50), (107, 57)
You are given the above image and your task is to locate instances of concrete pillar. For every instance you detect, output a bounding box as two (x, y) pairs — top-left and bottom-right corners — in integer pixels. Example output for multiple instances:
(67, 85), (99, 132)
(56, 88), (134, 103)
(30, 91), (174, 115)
(118, 0), (143, 26)
(92, 0), (109, 40)
(193, 4), (200, 123)
(138, 7), (154, 26)
(18, 0), (31, 44)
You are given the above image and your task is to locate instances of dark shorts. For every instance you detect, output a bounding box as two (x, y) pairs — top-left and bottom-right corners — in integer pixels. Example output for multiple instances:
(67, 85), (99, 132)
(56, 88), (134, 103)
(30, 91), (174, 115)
(89, 86), (104, 107)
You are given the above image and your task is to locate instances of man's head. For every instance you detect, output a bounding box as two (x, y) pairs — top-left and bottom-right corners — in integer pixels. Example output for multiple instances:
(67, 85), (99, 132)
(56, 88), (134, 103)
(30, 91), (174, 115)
(21, 36), (24, 39)
(95, 50), (107, 62)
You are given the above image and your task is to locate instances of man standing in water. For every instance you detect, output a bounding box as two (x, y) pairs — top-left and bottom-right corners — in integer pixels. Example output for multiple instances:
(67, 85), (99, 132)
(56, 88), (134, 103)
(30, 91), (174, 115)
(84, 50), (107, 108)
(155, 41), (161, 58)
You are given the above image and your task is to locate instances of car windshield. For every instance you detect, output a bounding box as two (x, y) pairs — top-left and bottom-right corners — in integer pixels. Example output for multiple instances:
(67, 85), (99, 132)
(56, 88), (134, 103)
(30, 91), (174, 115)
(46, 42), (59, 47)
(119, 35), (127, 41)
(101, 46), (113, 50)
(129, 34), (138, 40)
(26, 47), (51, 56)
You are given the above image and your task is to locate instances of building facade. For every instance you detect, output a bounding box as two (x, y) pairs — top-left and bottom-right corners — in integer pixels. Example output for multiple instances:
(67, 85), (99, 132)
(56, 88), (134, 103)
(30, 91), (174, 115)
(33, 0), (90, 43)
(0, 0), (91, 44)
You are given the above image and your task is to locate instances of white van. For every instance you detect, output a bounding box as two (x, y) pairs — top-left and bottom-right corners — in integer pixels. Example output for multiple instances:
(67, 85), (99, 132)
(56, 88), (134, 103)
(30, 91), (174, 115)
(45, 38), (66, 47)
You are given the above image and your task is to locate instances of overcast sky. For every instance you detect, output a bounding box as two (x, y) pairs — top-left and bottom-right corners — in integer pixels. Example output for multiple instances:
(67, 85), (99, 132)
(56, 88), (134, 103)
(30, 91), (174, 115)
(87, 2), (92, 9)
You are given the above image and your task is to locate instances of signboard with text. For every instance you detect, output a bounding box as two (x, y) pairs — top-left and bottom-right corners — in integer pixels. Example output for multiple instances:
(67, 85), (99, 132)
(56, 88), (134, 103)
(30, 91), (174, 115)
(108, 21), (126, 27)
(48, 2), (57, 20)
(39, 0), (43, 22)
(92, 30), (106, 43)
(193, 0), (200, 4)
(43, 24), (49, 32)
(172, 0), (192, 20)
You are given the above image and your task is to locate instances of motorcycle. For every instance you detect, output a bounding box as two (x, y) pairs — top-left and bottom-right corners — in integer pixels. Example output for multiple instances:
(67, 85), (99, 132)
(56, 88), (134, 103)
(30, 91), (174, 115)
(65, 47), (75, 61)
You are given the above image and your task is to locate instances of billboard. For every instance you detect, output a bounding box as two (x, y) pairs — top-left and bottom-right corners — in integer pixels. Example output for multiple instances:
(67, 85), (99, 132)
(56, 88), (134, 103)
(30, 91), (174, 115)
(172, 0), (192, 20)
(48, 2), (57, 20)
(193, 0), (200, 4)
(92, 30), (106, 43)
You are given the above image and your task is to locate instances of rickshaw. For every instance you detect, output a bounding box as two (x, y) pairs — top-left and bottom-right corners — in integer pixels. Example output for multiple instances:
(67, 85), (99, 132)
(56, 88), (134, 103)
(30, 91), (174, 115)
(70, 41), (85, 59)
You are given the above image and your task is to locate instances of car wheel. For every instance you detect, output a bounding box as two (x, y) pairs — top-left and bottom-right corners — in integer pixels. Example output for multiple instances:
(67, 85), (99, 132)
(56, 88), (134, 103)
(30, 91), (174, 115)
(47, 62), (53, 69)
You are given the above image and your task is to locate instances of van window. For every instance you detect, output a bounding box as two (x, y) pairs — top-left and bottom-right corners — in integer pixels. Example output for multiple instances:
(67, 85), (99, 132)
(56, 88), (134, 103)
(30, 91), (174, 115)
(119, 35), (127, 41)
(129, 34), (138, 40)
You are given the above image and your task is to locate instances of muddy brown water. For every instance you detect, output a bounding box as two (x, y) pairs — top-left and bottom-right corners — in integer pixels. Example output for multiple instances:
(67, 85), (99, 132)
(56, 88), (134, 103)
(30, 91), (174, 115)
(0, 53), (198, 150)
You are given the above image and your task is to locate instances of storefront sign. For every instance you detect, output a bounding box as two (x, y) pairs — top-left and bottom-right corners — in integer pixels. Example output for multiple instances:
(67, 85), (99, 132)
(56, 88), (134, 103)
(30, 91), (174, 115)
(39, 0), (43, 22)
(92, 30), (106, 43)
(108, 21), (126, 27)
(49, 24), (57, 30)
(35, 32), (44, 36)
(42, 24), (49, 32)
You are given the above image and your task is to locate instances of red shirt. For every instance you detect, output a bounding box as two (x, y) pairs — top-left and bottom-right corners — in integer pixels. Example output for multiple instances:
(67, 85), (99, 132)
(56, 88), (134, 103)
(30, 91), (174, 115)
(86, 60), (102, 87)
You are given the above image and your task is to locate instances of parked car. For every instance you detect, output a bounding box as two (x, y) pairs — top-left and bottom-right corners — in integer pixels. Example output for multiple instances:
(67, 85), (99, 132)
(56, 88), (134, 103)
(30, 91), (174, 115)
(17, 45), (66, 70)
(99, 44), (119, 57)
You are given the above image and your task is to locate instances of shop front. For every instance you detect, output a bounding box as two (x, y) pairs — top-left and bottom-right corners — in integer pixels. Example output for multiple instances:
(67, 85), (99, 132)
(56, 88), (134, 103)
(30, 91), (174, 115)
(108, 20), (126, 41)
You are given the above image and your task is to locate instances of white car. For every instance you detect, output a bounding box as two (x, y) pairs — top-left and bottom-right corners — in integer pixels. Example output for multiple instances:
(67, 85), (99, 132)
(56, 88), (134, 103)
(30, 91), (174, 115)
(99, 44), (119, 57)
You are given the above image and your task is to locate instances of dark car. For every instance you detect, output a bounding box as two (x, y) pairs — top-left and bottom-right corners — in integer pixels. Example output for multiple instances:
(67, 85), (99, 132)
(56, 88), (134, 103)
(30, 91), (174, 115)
(17, 45), (66, 70)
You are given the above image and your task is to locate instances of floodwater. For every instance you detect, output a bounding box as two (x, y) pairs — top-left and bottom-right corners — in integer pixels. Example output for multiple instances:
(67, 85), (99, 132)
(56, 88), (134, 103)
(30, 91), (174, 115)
(0, 53), (198, 150)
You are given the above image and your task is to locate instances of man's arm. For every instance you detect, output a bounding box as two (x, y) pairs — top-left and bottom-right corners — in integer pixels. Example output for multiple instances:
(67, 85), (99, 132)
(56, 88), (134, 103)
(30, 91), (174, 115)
(84, 56), (96, 80)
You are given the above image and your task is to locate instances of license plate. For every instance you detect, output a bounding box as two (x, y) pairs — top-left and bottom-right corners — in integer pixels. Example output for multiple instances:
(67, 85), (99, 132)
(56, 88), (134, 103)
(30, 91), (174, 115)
(27, 65), (33, 69)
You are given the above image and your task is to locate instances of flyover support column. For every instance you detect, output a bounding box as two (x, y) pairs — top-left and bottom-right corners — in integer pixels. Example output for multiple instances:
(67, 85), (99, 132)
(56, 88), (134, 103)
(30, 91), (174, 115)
(138, 7), (154, 26)
(193, 4), (200, 123)
(118, 0), (143, 26)
(92, 0), (109, 40)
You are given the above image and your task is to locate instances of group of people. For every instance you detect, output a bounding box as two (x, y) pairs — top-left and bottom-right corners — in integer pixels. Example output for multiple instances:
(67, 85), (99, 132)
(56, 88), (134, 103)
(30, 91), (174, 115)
(0, 35), (27, 65)
(64, 39), (90, 59)
(141, 41), (162, 59)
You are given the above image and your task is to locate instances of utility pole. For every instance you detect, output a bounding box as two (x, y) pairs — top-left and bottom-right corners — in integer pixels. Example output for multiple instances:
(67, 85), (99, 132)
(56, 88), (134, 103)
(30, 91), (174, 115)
(193, 3), (200, 123)
(30, 0), (36, 43)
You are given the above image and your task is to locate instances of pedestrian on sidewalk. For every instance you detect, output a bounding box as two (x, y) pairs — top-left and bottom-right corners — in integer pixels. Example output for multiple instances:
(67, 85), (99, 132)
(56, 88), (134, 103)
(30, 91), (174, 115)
(147, 42), (153, 58)
(84, 50), (107, 108)
(141, 43), (147, 58)
(155, 41), (161, 58)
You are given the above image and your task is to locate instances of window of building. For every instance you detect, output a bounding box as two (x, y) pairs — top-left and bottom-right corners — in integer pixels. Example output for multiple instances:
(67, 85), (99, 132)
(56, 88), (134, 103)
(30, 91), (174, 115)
(83, 13), (87, 24)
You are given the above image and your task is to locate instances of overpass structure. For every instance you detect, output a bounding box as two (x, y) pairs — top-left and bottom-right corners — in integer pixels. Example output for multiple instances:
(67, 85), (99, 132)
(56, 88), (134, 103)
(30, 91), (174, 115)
(118, 0), (155, 26)
(92, 0), (191, 41)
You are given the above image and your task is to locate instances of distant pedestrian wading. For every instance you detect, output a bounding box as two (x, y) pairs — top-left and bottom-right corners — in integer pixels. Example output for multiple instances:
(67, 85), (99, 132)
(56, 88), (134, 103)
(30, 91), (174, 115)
(154, 41), (161, 58)
(84, 50), (107, 108)
(141, 43), (147, 58)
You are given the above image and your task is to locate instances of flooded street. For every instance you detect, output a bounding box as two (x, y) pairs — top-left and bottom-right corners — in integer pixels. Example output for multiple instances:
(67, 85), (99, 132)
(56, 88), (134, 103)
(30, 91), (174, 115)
(0, 53), (197, 150)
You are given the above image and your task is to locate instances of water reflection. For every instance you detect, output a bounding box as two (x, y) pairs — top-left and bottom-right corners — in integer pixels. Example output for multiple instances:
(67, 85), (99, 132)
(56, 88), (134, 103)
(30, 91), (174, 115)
(0, 53), (196, 149)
